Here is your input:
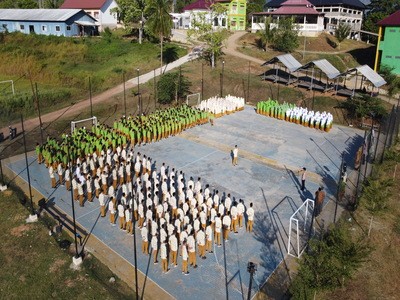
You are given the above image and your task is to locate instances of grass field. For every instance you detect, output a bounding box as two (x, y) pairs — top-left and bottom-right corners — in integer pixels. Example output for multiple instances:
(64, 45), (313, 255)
(0, 186), (134, 299)
(0, 32), (187, 126)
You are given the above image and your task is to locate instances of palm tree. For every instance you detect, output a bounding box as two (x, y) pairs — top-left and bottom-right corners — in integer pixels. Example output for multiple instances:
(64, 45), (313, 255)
(146, 0), (172, 75)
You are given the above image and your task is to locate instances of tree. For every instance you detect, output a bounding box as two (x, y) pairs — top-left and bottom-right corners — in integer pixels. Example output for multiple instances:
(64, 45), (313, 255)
(271, 17), (299, 53)
(363, 0), (400, 34)
(146, 0), (173, 74)
(379, 65), (400, 100)
(257, 16), (276, 51)
(156, 71), (191, 104)
(339, 94), (387, 120)
(246, 0), (265, 26)
(114, 0), (146, 43)
(335, 23), (351, 50)
(187, 3), (227, 68)
(290, 225), (370, 299)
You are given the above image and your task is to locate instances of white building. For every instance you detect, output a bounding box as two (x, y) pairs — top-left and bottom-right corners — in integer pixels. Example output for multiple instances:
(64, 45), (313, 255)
(61, 0), (119, 31)
(252, 0), (324, 37)
(263, 0), (365, 33)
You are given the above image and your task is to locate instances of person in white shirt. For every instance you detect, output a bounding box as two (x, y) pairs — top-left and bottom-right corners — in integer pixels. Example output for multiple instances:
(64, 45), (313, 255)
(109, 199), (116, 225)
(77, 180), (84, 207)
(98, 191), (106, 217)
(222, 212), (231, 241)
(125, 209), (133, 234)
(65, 166), (71, 191)
(57, 163), (63, 186)
(160, 241), (169, 273)
(169, 233), (178, 267)
(86, 175), (93, 202)
(151, 233), (159, 264)
(141, 223), (149, 255)
(230, 203), (238, 233)
(49, 165), (56, 188)
(214, 214), (222, 246)
(196, 229), (206, 259)
(205, 221), (213, 253)
(118, 203), (125, 230)
(237, 199), (245, 228)
(246, 202), (254, 232)
(187, 232), (197, 268)
(94, 175), (101, 198)
(232, 145), (238, 166)
(181, 240), (189, 275)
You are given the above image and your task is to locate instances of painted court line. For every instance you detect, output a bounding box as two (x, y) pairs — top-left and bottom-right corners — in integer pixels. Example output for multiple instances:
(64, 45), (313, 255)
(178, 149), (220, 169)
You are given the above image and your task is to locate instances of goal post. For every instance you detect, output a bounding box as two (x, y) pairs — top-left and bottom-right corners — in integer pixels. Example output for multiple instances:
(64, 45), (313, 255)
(186, 93), (201, 107)
(287, 198), (314, 258)
(71, 116), (98, 134)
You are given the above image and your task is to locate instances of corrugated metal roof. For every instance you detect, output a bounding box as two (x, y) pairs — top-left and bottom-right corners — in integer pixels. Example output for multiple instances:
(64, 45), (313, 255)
(310, 59), (341, 79)
(262, 54), (303, 72)
(0, 9), (84, 22)
(266, 0), (366, 9)
(356, 65), (387, 88)
(61, 0), (107, 9)
(377, 10), (400, 26)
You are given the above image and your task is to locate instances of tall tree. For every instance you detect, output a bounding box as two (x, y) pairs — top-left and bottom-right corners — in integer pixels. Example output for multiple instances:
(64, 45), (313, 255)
(363, 0), (400, 33)
(146, 0), (173, 74)
(257, 16), (276, 51)
(271, 17), (299, 53)
(335, 23), (351, 50)
(114, 0), (146, 43)
(187, 3), (227, 68)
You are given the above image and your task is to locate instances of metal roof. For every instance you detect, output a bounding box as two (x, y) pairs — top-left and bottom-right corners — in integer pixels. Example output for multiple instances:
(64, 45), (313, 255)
(0, 9), (86, 22)
(61, 0), (108, 9)
(302, 59), (341, 79)
(262, 54), (303, 72)
(377, 10), (400, 26)
(353, 65), (387, 88)
(266, 0), (366, 9)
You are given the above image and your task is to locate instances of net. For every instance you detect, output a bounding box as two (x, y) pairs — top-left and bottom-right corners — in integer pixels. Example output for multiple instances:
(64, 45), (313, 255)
(71, 116), (98, 134)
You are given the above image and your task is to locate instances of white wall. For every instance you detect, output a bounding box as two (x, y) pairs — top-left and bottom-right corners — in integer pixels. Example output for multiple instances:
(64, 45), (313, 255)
(100, 0), (119, 29)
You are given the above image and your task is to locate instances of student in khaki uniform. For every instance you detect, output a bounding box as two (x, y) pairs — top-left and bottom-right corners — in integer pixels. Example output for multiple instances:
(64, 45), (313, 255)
(246, 202), (254, 232)
(65, 166), (71, 191)
(98, 191), (106, 217)
(141, 223), (149, 255)
(151, 233), (159, 264)
(187, 232), (197, 268)
(160, 241), (169, 273)
(232, 145), (238, 166)
(125, 208), (133, 234)
(109, 198), (116, 225)
(205, 221), (213, 253)
(196, 229), (206, 259)
(49, 165), (56, 188)
(181, 240), (189, 275)
(118, 203), (125, 230)
(169, 232), (178, 267)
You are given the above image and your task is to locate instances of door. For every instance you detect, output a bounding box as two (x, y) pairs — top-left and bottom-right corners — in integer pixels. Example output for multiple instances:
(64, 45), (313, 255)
(29, 25), (35, 34)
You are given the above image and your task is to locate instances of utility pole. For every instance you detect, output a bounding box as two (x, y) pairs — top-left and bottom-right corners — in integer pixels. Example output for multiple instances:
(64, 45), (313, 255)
(247, 262), (257, 300)
(89, 77), (93, 118)
(35, 83), (44, 145)
(123, 72), (126, 116)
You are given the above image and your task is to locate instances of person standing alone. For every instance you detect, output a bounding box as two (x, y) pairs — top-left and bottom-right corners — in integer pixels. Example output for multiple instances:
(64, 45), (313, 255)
(232, 145), (238, 166)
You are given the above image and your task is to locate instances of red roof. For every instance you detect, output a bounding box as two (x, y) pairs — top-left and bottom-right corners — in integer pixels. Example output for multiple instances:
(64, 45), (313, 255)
(377, 10), (400, 26)
(254, 0), (320, 15)
(61, 0), (108, 9)
(183, 0), (214, 11)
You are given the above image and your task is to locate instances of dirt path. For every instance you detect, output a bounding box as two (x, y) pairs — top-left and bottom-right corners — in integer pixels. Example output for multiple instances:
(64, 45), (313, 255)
(1, 54), (191, 135)
(224, 31), (264, 65)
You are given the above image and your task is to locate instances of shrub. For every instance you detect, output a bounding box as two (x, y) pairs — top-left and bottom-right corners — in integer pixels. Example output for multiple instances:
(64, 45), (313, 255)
(157, 71), (191, 104)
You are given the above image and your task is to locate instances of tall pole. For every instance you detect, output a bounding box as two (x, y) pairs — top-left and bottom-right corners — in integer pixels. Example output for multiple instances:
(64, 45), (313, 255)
(223, 236), (228, 300)
(35, 83), (44, 145)
(21, 114), (35, 216)
(247, 262), (257, 300)
(247, 61), (250, 101)
(67, 143), (80, 259)
(0, 158), (3, 183)
(334, 151), (345, 223)
(201, 62), (204, 100)
(89, 77), (93, 118)
(123, 72), (126, 116)
(133, 199), (139, 299)
(154, 69), (157, 109)
(302, 35), (306, 60)
(220, 60), (225, 98)
(137, 68), (140, 115)
(178, 66), (182, 104)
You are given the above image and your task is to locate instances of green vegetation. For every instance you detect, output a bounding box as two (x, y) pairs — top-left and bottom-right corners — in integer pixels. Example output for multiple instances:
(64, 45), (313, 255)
(363, 0), (400, 34)
(0, 32), (186, 126)
(338, 94), (388, 120)
(335, 23), (351, 50)
(0, 187), (134, 299)
(156, 70), (191, 104)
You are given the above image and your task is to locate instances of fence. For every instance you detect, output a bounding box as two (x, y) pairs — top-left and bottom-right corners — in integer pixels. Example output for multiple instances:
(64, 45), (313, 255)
(351, 105), (400, 209)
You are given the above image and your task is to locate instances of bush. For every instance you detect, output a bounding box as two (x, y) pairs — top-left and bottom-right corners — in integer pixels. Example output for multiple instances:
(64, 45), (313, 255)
(157, 71), (191, 104)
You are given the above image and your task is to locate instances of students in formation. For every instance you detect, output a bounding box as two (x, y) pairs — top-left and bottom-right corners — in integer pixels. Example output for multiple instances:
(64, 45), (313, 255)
(37, 105), (255, 275)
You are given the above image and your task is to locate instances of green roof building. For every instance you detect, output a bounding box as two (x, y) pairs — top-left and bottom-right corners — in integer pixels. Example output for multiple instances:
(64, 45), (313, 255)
(374, 10), (400, 75)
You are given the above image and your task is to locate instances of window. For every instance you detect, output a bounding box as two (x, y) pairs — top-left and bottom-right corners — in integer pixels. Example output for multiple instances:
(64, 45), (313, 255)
(214, 17), (218, 26)
(386, 56), (392, 59)
(55, 26), (60, 32)
(94, 11), (99, 19)
(395, 56), (400, 59)
(20, 25), (25, 30)
(42, 25), (47, 31)
(389, 29), (396, 32)
(221, 18), (226, 26)
(231, 21), (236, 27)
(332, 8), (339, 12)
(66, 25), (71, 31)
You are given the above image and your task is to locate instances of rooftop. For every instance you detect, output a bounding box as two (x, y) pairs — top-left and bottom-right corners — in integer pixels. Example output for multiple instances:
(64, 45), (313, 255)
(266, 0), (366, 9)
(0, 9), (88, 21)
(61, 0), (108, 9)
(377, 10), (400, 26)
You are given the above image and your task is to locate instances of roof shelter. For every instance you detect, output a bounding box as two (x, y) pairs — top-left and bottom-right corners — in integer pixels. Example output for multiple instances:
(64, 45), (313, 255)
(297, 59), (343, 92)
(261, 54), (386, 97)
(336, 64), (387, 97)
(261, 54), (303, 85)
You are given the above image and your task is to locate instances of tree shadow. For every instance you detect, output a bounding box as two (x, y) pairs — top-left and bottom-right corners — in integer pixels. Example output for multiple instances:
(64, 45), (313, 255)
(162, 46), (179, 64)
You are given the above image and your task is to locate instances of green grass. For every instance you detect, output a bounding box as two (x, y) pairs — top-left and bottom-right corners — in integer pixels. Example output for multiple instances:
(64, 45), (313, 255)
(0, 187), (134, 299)
(0, 32), (187, 126)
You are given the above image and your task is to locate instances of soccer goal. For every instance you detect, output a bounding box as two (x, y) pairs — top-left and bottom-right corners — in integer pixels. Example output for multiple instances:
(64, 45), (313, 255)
(287, 198), (314, 258)
(71, 116), (98, 134)
(186, 93), (201, 107)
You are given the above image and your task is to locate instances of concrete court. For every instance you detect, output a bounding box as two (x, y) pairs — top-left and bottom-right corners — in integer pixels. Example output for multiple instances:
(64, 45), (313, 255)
(5, 105), (364, 300)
